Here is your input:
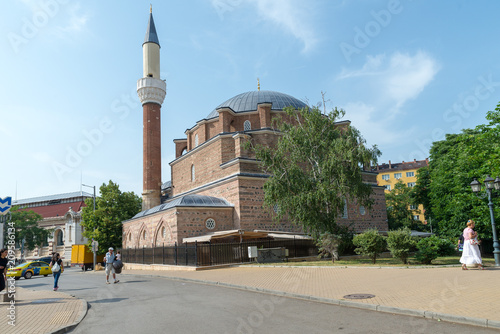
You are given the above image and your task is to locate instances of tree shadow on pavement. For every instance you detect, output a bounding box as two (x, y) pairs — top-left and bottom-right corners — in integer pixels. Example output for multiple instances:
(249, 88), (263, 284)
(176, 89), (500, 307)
(91, 297), (128, 304)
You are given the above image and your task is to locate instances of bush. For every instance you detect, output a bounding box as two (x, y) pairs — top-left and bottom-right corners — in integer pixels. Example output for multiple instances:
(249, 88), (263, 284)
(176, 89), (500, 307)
(415, 235), (441, 264)
(435, 237), (456, 256)
(316, 232), (340, 263)
(386, 228), (416, 264)
(353, 229), (386, 264)
(315, 226), (355, 262)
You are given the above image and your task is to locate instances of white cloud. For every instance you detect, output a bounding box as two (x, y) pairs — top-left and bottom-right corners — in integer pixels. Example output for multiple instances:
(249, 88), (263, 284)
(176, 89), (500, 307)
(210, 0), (318, 53)
(342, 101), (415, 147)
(338, 51), (440, 112)
(252, 0), (318, 53)
(337, 51), (439, 155)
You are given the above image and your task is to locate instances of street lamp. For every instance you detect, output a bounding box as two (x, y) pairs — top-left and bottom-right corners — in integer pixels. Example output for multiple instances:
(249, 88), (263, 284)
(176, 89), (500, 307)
(82, 184), (96, 212)
(470, 175), (500, 266)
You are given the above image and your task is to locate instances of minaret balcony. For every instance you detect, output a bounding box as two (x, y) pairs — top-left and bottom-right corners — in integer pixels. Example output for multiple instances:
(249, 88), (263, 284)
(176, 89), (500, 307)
(137, 77), (166, 105)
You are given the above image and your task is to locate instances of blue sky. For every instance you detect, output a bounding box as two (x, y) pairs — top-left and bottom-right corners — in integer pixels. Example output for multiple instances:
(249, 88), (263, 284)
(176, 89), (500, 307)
(1, 0), (500, 200)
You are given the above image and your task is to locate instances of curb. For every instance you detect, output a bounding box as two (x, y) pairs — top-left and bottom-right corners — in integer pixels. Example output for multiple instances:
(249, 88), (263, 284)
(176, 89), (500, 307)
(117, 270), (500, 330)
(48, 294), (88, 334)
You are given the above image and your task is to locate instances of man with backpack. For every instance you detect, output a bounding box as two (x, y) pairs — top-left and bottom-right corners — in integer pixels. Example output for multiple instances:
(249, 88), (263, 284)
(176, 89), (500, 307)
(104, 247), (119, 284)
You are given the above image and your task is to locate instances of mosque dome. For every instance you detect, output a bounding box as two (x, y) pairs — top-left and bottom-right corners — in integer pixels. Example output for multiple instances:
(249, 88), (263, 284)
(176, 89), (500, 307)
(206, 90), (307, 119)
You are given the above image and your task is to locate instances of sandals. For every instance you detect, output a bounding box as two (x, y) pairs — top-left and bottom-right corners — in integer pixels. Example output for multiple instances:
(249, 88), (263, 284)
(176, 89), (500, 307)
(462, 265), (468, 270)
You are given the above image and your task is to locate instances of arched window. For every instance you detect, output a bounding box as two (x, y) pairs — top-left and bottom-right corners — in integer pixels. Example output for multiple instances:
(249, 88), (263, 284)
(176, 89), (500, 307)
(342, 198), (348, 219)
(143, 230), (147, 240)
(191, 165), (195, 182)
(128, 233), (132, 241)
(194, 134), (199, 147)
(244, 120), (251, 131)
(56, 230), (64, 246)
(162, 226), (166, 239)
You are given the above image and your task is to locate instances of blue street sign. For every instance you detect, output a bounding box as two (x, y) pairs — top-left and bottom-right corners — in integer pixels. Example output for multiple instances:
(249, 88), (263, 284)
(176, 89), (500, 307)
(0, 197), (12, 215)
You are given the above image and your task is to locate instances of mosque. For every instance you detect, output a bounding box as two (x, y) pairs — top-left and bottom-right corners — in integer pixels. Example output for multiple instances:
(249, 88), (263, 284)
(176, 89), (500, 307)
(121, 10), (388, 249)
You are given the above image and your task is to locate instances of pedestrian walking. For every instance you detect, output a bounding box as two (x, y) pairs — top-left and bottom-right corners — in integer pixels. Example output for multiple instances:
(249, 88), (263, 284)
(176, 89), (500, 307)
(116, 251), (121, 261)
(49, 252), (64, 291)
(104, 247), (119, 284)
(0, 249), (8, 293)
(460, 220), (485, 270)
(457, 233), (464, 252)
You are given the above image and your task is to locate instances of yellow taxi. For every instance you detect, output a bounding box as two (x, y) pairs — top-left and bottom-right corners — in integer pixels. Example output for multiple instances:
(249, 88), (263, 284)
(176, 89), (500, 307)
(7, 261), (52, 280)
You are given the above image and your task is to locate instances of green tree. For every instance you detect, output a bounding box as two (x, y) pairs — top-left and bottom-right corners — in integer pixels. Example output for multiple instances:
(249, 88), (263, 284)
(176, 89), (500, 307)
(81, 181), (141, 253)
(385, 181), (418, 230)
(248, 105), (381, 234)
(5, 206), (51, 253)
(352, 229), (386, 264)
(386, 228), (415, 264)
(413, 166), (432, 220)
(426, 104), (500, 239)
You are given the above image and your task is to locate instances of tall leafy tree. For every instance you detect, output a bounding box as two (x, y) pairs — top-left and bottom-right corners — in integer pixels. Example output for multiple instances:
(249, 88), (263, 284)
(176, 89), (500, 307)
(427, 104), (500, 239)
(4, 206), (50, 253)
(385, 181), (419, 230)
(81, 181), (141, 253)
(248, 105), (381, 234)
(413, 166), (432, 220)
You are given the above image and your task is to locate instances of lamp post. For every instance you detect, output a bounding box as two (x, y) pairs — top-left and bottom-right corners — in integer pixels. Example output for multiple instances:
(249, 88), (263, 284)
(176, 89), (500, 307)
(82, 184), (96, 271)
(470, 175), (500, 266)
(82, 184), (96, 212)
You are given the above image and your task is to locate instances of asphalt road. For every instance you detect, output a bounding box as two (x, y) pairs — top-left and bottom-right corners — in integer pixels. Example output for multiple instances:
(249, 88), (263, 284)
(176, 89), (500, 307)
(16, 267), (499, 334)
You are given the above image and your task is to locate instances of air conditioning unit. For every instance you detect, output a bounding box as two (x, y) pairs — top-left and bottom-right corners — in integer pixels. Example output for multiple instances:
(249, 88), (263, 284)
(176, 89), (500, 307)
(248, 246), (258, 258)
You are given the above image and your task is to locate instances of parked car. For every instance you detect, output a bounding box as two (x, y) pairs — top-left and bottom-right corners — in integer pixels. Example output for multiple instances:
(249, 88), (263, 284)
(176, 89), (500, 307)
(37, 256), (53, 265)
(7, 261), (52, 280)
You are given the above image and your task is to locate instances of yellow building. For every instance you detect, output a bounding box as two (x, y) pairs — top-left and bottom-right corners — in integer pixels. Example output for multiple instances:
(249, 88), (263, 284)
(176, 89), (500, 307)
(372, 159), (429, 223)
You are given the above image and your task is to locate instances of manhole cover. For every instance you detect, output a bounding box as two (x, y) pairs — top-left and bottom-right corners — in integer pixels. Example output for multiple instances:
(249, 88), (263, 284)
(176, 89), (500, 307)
(343, 294), (375, 299)
(31, 298), (64, 304)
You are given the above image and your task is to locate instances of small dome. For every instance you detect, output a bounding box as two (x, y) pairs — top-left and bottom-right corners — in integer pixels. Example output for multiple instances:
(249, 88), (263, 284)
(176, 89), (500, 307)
(206, 90), (307, 119)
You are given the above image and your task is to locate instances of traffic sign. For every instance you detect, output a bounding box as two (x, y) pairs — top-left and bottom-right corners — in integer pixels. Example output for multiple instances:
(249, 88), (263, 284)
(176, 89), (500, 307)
(0, 197), (12, 215)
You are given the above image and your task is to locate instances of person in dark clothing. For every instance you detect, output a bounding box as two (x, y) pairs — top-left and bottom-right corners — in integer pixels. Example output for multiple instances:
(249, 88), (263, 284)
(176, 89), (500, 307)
(0, 249), (8, 292)
(49, 253), (64, 291)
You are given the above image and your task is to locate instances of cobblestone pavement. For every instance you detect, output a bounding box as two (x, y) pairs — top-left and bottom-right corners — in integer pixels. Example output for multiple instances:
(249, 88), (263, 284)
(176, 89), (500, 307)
(0, 287), (87, 334)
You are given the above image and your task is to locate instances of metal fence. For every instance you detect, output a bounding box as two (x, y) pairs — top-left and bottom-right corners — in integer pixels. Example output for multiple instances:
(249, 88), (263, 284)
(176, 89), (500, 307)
(120, 238), (317, 267)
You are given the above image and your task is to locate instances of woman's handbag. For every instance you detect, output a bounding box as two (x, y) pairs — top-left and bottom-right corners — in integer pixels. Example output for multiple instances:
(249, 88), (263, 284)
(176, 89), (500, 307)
(469, 238), (479, 246)
(52, 261), (61, 272)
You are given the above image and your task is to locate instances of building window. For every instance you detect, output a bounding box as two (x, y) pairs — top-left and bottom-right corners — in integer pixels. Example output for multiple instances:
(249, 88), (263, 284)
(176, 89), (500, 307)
(413, 215), (420, 220)
(359, 206), (366, 215)
(385, 185), (391, 191)
(191, 165), (195, 182)
(407, 182), (416, 187)
(382, 174), (390, 181)
(194, 134), (199, 147)
(205, 218), (216, 230)
(244, 120), (251, 131)
(410, 204), (417, 210)
(342, 198), (348, 219)
(394, 173), (402, 179)
(128, 233), (132, 242)
(162, 226), (166, 239)
(406, 171), (415, 177)
(143, 230), (147, 240)
(56, 230), (64, 246)
(68, 226), (72, 242)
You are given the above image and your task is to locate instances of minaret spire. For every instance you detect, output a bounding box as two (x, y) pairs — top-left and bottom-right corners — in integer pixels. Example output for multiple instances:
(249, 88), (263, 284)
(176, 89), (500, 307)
(137, 8), (166, 210)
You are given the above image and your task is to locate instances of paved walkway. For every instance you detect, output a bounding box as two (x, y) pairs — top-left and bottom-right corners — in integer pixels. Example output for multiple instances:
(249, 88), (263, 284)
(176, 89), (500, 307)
(1, 264), (499, 333)
(0, 287), (87, 334)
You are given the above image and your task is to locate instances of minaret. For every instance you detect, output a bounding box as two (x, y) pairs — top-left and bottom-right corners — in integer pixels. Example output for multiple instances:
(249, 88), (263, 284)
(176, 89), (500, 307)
(137, 6), (166, 210)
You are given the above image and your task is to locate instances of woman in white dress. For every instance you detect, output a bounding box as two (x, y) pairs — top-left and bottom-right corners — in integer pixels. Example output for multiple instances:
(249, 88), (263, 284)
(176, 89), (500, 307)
(460, 220), (485, 270)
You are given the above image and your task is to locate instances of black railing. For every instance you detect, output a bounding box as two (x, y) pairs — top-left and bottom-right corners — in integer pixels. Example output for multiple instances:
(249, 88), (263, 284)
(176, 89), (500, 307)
(120, 238), (317, 267)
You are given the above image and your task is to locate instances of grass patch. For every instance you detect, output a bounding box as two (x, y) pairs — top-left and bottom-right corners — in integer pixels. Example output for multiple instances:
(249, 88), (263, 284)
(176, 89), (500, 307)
(248, 256), (497, 267)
